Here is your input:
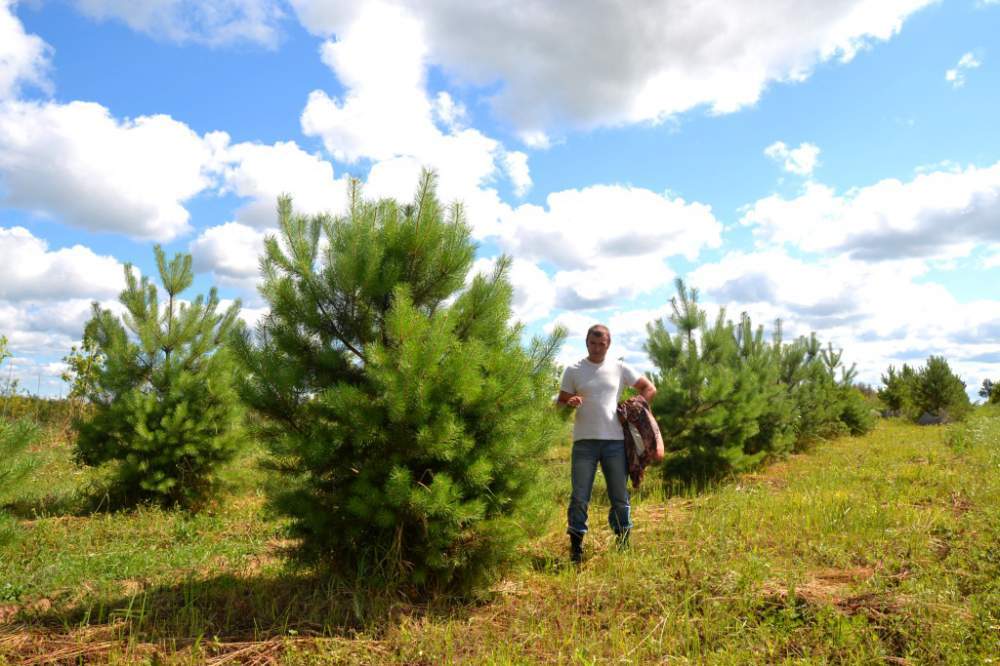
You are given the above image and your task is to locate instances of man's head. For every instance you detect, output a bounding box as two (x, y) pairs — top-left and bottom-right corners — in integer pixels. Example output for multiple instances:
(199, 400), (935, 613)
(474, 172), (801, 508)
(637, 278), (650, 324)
(585, 324), (611, 363)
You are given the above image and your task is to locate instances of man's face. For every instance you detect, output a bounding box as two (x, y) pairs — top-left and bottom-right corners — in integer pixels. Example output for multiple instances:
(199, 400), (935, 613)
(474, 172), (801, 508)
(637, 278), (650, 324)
(586, 329), (611, 361)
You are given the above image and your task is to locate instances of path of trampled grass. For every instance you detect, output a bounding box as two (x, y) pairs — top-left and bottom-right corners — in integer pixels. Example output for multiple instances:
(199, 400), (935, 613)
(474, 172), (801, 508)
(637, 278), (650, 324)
(1, 413), (998, 664)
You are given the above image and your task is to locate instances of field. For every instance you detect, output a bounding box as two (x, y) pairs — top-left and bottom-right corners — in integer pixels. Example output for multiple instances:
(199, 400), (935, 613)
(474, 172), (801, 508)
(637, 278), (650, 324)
(1, 412), (998, 664)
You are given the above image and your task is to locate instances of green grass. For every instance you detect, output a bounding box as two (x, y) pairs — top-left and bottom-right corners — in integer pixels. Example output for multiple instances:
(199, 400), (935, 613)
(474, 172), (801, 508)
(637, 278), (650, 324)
(1, 412), (998, 664)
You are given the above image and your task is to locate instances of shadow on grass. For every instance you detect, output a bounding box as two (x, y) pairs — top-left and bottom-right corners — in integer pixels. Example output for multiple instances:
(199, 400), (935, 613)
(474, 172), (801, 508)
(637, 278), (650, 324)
(1, 476), (149, 520)
(19, 564), (480, 643)
(658, 450), (736, 498)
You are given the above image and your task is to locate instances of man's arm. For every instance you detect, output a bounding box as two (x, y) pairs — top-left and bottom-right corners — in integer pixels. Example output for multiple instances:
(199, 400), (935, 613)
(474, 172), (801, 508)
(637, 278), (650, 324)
(557, 390), (583, 407)
(633, 377), (656, 404)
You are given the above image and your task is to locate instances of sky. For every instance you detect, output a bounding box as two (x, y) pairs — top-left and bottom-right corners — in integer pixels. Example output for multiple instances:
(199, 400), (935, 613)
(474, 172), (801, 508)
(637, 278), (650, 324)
(1, 0), (998, 398)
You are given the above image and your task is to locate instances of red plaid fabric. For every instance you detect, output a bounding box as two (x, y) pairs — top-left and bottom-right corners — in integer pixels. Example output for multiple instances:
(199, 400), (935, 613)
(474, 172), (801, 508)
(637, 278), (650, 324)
(615, 395), (665, 488)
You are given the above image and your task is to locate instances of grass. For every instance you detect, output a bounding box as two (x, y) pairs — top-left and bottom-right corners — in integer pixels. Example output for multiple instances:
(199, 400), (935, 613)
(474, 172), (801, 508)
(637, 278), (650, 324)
(1, 411), (998, 664)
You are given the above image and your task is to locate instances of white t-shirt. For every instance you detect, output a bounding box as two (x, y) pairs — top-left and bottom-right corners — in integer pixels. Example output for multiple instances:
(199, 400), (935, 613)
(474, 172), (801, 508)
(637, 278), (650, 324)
(560, 357), (641, 441)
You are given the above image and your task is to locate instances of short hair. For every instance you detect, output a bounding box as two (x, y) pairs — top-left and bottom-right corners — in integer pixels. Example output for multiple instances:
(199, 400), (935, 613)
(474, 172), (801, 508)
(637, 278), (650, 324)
(586, 324), (610, 340)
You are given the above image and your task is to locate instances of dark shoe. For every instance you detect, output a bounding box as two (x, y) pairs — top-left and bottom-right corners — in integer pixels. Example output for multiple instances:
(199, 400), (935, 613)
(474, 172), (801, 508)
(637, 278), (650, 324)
(615, 529), (630, 552)
(569, 532), (584, 564)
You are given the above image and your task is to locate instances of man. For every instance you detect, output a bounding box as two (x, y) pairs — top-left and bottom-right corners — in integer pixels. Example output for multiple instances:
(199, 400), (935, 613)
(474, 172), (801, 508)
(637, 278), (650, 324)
(557, 324), (656, 563)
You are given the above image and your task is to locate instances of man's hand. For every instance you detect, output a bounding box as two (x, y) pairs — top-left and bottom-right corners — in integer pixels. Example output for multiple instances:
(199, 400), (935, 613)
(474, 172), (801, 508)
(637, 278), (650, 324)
(633, 377), (656, 406)
(558, 390), (583, 408)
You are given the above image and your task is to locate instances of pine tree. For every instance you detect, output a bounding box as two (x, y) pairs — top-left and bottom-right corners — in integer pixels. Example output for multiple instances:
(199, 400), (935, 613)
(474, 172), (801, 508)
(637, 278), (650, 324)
(645, 281), (873, 479)
(72, 247), (244, 509)
(913, 355), (971, 421)
(979, 378), (995, 401)
(645, 279), (769, 475)
(233, 171), (565, 591)
(878, 364), (917, 416)
(1, 335), (40, 545)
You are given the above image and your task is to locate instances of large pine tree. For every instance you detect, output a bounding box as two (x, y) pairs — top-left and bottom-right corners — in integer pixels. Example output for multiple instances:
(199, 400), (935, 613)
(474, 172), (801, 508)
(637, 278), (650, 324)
(72, 247), (244, 509)
(233, 172), (565, 591)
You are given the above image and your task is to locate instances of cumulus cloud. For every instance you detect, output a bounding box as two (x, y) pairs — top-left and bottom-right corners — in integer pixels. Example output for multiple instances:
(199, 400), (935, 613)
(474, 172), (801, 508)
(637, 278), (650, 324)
(741, 161), (1000, 261)
(492, 183), (720, 311)
(218, 140), (350, 228)
(764, 141), (821, 176)
(189, 221), (270, 291)
(71, 0), (286, 48)
(298, 1), (528, 238)
(0, 100), (227, 240)
(502, 151), (531, 197)
(945, 52), (982, 88)
(0, 226), (126, 301)
(0, 0), (52, 101)
(292, 0), (932, 136)
(0, 225), (128, 390)
(499, 184), (721, 268)
(687, 248), (1000, 389)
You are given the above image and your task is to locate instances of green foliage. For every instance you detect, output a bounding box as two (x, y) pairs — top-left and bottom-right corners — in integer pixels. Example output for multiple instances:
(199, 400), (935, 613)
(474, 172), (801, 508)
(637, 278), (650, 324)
(878, 364), (918, 416)
(72, 247), (245, 510)
(646, 280), (874, 479)
(979, 378), (1000, 404)
(234, 171), (565, 592)
(0, 416), (40, 546)
(913, 355), (972, 421)
(0, 334), (20, 399)
(880, 356), (972, 423)
(645, 281), (773, 475)
(62, 337), (104, 401)
(0, 417), (39, 500)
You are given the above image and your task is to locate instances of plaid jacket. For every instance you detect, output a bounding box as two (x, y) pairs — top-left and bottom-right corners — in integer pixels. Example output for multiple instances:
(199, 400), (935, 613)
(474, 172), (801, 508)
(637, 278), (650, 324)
(615, 395), (665, 488)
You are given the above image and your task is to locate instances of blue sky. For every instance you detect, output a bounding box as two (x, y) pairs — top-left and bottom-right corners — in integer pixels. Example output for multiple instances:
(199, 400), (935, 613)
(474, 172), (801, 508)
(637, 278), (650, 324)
(1, 0), (998, 397)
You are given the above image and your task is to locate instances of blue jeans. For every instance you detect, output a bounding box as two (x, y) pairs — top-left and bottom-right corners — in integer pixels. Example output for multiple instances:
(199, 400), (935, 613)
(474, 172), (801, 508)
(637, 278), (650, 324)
(567, 439), (632, 536)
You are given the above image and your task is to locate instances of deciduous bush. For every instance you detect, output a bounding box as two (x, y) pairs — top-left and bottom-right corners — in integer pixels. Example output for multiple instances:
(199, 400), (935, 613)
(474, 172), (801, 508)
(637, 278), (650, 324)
(233, 172), (565, 592)
(72, 248), (244, 509)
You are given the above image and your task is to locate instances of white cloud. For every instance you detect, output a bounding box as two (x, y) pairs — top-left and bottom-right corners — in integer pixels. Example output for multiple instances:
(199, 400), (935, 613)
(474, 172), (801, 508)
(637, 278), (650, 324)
(218, 140), (350, 228)
(492, 184), (720, 311)
(502, 151), (531, 197)
(0, 100), (227, 240)
(189, 221), (269, 290)
(292, 0), (933, 135)
(0, 226), (126, 301)
(71, 0), (286, 48)
(552, 257), (674, 311)
(432, 91), (466, 130)
(687, 248), (1000, 389)
(518, 130), (552, 150)
(764, 141), (821, 176)
(945, 52), (982, 88)
(0, 0), (51, 101)
(741, 161), (1000, 260)
(499, 184), (721, 268)
(298, 1), (527, 238)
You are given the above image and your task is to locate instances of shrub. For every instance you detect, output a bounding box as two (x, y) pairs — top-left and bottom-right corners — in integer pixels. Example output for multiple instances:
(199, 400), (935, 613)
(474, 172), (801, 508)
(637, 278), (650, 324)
(72, 247), (244, 509)
(233, 172), (565, 592)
